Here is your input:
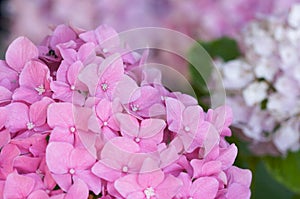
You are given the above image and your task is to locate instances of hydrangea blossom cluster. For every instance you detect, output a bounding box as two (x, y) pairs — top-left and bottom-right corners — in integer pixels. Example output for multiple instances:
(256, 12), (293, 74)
(6, 0), (298, 44)
(0, 24), (251, 198)
(219, 4), (300, 155)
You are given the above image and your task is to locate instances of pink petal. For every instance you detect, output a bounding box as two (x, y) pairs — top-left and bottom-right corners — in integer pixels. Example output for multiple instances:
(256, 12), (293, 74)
(50, 25), (77, 48)
(67, 61), (84, 86)
(56, 60), (69, 82)
(226, 183), (251, 199)
(165, 97), (184, 133)
(116, 113), (139, 137)
(52, 173), (72, 192)
(114, 174), (142, 197)
(176, 173), (192, 198)
(97, 54), (124, 99)
(49, 127), (74, 144)
(0, 144), (20, 179)
(4, 171), (35, 198)
(73, 170), (101, 195)
(139, 119), (166, 139)
(5, 102), (29, 132)
(129, 86), (160, 117)
(28, 190), (50, 199)
(50, 81), (73, 102)
(70, 147), (96, 169)
(94, 25), (120, 49)
(203, 122), (220, 156)
(101, 137), (140, 159)
(218, 144), (238, 170)
(79, 30), (97, 44)
(0, 60), (18, 89)
(5, 37), (38, 72)
(95, 99), (113, 122)
(191, 159), (222, 178)
(183, 106), (204, 130)
(19, 60), (50, 88)
(65, 179), (89, 199)
(113, 75), (139, 104)
(138, 169), (164, 188)
(29, 97), (53, 127)
(190, 177), (219, 199)
(92, 161), (121, 182)
(78, 63), (99, 96)
(14, 156), (41, 173)
(0, 129), (10, 149)
(57, 47), (77, 64)
(77, 42), (96, 64)
(12, 87), (42, 104)
(0, 107), (7, 129)
(227, 166), (252, 187)
(99, 54), (124, 85)
(156, 174), (183, 198)
(0, 86), (12, 103)
(46, 142), (73, 174)
(47, 103), (74, 128)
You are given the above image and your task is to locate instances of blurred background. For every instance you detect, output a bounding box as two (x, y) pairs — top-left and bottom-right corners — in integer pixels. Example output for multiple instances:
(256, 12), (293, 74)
(0, 0), (300, 198)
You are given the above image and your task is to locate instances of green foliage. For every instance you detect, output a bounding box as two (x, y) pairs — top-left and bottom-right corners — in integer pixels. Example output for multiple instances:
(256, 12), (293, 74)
(263, 151), (300, 194)
(199, 37), (241, 62)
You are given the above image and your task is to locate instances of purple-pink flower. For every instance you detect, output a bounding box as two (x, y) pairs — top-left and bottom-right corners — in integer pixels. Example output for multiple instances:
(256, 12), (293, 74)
(0, 24), (251, 198)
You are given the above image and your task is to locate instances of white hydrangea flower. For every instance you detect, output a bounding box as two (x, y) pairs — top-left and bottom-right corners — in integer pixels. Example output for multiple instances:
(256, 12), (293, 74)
(222, 59), (254, 89)
(274, 76), (299, 94)
(273, 119), (300, 154)
(242, 81), (268, 106)
(288, 4), (300, 28)
(254, 58), (278, 81)
(279, 45), (299, 68)
(217, 3), (300, 155)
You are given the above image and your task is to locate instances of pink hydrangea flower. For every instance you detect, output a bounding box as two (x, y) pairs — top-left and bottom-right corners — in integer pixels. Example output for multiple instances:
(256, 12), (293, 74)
(114, 169), (182, 198)
(13, 61), (52, 104)
(0, 24), (251, 198)
(46, 142), (101, 194)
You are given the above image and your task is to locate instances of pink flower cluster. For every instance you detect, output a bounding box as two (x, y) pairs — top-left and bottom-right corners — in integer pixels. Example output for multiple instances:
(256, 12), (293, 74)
(218, 4), (300, 155)
(0, 24), (251, 198)
(6, 0), (298, 44)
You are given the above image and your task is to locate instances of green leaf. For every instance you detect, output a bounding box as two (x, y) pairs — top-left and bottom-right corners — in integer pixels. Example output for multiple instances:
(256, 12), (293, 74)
(199, 37), (241, 61)
(252, 161), (294, 199)
(263, 151), (300, 194)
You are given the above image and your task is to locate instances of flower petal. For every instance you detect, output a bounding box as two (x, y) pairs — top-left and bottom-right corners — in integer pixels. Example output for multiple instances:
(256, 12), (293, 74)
(5, 37), (38, 72)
